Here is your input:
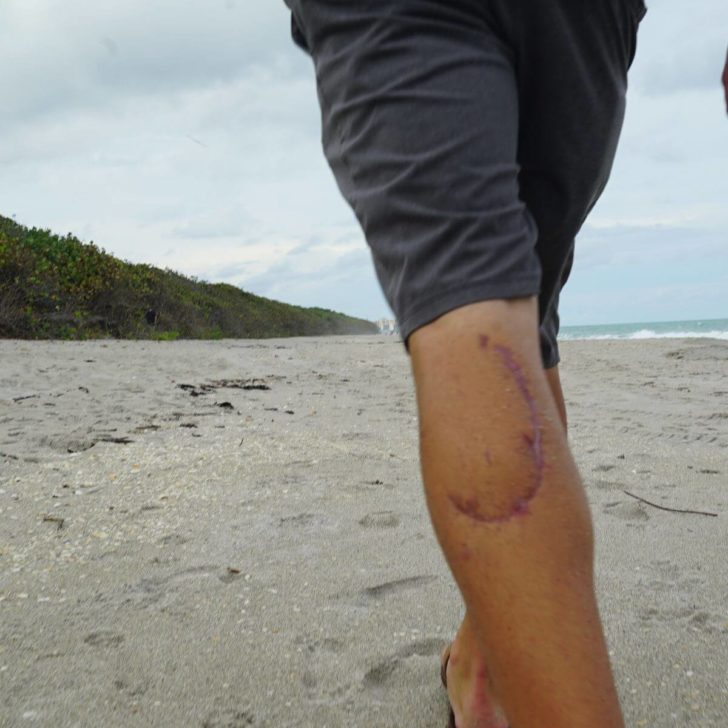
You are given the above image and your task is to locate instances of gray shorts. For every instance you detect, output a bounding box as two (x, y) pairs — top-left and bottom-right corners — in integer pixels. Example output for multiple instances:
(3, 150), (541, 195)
(284, 0), (646, 367)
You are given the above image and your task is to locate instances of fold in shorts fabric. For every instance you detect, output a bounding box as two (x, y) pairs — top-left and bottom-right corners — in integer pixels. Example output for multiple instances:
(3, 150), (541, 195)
(284, 0), (646, 367)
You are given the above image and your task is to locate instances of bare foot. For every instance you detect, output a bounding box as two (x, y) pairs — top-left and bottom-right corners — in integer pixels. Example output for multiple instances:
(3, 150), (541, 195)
(442, 619), (509, 728)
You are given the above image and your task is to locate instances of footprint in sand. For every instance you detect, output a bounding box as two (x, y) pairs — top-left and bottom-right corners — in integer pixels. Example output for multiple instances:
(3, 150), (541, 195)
(363, 638), (445, 688)
(651, 559), (681, 580)
(638, 605), (707, 626)
(278, 512), (329, 529)
(295, 636), (345, 655)
(602, 501), (649, 522)
(358, 511), (400, 529)
(157, 533), (190, 546)
(294, 636), (346, 695)
(594, 479), (622, 492)
(112, 679), (147, 697)
(201, 708), (256, 727)
(84, 631), (125, 648)
(361, 575), (437, 602)
(123, 565), (238, 610)
(687, 611), (727, 633)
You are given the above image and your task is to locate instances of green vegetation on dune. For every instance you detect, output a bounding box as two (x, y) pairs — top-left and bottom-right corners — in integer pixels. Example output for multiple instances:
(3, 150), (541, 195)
(0, 215), (378, 340)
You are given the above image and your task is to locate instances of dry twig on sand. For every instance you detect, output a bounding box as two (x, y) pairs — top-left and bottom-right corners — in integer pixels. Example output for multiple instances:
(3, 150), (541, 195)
(622, 490), (718, 518)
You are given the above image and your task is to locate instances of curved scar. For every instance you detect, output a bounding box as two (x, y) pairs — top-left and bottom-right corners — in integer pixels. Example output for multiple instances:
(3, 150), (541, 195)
(448, 340), (544, 524)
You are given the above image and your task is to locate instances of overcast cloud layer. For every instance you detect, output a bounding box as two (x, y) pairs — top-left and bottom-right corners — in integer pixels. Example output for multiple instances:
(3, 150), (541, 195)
(1, 0), (726, 325)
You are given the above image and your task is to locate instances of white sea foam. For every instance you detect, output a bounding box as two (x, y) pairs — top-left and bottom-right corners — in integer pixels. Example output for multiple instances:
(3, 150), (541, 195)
(560, 329), (728, 341)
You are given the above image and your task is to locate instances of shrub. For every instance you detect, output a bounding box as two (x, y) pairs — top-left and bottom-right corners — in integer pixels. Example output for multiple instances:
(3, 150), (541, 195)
(0, 214), (378, 340)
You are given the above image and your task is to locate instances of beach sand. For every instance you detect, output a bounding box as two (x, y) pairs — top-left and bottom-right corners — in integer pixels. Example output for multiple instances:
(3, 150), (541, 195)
(1, 336), (726, 727)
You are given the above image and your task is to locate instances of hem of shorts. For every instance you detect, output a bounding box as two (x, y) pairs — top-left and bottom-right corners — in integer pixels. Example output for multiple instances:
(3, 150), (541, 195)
(398, 276), (542, 345)
(543, 350), (560, 370)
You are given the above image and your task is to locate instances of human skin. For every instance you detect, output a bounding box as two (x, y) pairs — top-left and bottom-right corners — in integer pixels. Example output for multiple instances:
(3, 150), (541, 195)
(409, 297), (624, 728)
(442, 365), (570, 727)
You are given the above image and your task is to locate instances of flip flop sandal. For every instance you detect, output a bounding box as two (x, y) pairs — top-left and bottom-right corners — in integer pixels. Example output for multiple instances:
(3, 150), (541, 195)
(440, 644), (456, 728)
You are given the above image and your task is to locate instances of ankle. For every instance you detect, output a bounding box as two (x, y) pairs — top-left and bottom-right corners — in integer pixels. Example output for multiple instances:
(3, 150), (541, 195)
(448, 616), (509, 728)
(450, 615), (487, 678)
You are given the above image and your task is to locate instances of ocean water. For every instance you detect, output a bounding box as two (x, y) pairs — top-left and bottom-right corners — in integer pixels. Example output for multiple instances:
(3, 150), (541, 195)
(559, 318), (728, 342)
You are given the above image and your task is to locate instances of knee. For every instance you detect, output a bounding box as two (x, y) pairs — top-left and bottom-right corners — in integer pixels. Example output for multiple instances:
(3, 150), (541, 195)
(409, 297), (543, 390)
(409, 298), (539, 357)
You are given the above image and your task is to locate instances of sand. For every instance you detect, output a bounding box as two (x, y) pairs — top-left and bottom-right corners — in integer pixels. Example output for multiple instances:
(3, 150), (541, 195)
(0, 336), (726, 727)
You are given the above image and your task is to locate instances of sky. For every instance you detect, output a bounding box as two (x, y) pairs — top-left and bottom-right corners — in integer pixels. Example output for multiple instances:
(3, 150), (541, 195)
(1, 0), (726, 327)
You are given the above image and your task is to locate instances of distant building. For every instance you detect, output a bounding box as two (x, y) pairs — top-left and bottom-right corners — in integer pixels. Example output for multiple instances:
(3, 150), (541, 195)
(376, 318), (398, 335)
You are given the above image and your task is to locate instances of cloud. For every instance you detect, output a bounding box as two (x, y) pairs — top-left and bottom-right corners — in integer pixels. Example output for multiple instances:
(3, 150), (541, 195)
(171, 206), (256, 239)
(562, 223), (728, 325)
(165, 238), (300, 281)
(576, 223), (727, 271)
(632, 0), (726, 96)
(239, 243), (385, 315)
(561, 279), (728, 326)
(0, 0), (306, 128)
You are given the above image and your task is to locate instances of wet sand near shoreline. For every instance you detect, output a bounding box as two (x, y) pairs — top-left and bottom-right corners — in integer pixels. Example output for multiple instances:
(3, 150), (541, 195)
(1, 336), (727, 727)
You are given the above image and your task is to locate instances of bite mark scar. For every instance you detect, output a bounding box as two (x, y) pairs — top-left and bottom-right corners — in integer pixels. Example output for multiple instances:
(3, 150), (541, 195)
(448, 339), (545, 524)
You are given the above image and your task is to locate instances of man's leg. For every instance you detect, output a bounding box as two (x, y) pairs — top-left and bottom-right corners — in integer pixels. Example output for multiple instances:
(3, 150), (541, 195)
(441, 357), (570, 727)
(283, 3), (640, 724)
(411, 298), (623, 727)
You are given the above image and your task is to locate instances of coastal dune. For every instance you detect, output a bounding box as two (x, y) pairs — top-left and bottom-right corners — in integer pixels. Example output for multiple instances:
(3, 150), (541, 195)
(1, 336), (726, 727)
